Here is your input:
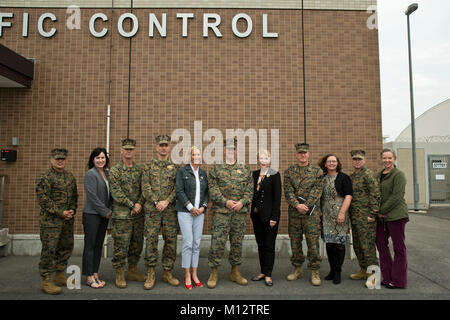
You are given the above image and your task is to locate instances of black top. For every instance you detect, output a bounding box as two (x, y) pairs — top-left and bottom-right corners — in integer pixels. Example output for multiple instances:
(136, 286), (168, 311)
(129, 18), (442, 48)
(250, 168), (282, 223)
(326, 172), (353, 198)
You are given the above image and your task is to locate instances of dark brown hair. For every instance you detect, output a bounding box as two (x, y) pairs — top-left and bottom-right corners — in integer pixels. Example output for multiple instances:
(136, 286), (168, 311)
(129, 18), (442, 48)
(318, 154), (342, 174)
(88, 147), (109, 169)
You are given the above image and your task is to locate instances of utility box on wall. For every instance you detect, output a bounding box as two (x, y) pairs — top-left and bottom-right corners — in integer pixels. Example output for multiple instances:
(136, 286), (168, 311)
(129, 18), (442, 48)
(1, 150), (17, 162)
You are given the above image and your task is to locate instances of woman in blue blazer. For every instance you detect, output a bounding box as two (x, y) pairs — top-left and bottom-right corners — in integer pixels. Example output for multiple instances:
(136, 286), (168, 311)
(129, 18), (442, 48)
(175, 146), (209, 290)
(82, 148), (112, 288)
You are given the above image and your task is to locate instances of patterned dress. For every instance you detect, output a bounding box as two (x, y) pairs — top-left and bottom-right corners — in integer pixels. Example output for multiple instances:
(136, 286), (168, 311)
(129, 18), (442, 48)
(321, 174), (350, 245)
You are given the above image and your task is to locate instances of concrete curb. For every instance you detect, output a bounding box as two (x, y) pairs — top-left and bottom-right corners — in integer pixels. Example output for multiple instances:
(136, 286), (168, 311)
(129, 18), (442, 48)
(5, 233), (352, 259)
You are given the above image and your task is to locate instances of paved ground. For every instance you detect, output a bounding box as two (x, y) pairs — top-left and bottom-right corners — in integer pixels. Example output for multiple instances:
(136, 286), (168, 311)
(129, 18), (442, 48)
(0, 209), (449, 303)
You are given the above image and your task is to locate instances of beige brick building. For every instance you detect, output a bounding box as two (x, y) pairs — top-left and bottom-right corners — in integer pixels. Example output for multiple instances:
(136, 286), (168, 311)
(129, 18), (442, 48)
(0, 1), (381, 251)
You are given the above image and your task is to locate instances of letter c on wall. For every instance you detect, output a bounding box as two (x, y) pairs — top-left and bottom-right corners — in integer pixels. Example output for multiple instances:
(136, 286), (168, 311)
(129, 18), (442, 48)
(38, 12), (57, 38)
(90, 13), (108, 38)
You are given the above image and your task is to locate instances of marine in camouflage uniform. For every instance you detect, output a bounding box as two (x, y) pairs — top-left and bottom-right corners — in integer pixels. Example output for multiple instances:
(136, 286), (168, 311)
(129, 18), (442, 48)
(349, 149), (380, 280)
(35, 148), (78, 294)
(284, 143), (324, 286)
(206, 138), (253, 288)
(141, 135), (180, 289)
(109, 139), (146, 288)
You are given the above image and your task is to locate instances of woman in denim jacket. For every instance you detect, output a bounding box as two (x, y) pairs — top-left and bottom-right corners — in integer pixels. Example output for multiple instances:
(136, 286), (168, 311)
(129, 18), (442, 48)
(175, 146), (209, 290)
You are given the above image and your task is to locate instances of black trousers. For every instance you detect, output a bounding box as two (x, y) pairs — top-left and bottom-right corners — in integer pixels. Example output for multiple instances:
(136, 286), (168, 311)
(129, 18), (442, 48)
(82, 213), (109, 276)
(251, 216), (278, 277)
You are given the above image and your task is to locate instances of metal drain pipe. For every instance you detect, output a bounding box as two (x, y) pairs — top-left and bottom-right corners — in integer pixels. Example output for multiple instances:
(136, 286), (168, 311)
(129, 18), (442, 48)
(0, 176), (5, 229)
(103, 0), (114, 259)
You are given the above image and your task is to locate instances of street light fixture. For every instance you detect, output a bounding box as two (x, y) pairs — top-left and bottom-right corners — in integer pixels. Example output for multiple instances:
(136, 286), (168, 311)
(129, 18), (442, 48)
(405, 3), (419, 211)
(405, 3), (418, 15)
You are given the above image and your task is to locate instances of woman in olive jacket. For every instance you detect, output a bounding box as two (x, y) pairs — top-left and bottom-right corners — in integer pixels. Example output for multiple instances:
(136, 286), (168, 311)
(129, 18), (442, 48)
(375, 149), (409, 289)
(175, 146), (209, 290)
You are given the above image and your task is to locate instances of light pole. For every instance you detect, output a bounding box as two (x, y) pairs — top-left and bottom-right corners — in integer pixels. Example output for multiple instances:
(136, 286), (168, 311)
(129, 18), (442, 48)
(405, 3), (419, 211)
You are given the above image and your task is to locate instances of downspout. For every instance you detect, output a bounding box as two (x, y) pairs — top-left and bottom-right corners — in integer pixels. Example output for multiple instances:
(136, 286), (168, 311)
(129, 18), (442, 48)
(0, 175), (8, 256)
(106, 0), (114, 156)
(104, 0), (114, 259)
(0, 176), (5, 229)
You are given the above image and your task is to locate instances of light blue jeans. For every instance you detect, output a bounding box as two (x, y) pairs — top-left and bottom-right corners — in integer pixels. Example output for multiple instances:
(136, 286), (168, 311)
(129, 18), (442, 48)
(177, 211), (205, 269)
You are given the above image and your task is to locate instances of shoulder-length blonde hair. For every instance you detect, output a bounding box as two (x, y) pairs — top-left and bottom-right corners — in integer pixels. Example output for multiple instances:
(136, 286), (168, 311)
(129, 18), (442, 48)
(184, 146), (201, 164)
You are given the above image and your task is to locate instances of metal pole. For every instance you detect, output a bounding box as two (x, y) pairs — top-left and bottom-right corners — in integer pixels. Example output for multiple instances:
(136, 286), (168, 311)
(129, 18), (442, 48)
(406, 12), (420, 211)
(103, 0), (114, 259)
(126, 0), (133, 139)
(106, 0), (113, 157)
(0, 176), (5, 229)
(301, 0), (307, 143)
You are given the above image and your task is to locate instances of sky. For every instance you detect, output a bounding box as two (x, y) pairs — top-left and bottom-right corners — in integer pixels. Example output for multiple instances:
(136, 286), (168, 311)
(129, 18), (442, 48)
(377, 0), (450, 141)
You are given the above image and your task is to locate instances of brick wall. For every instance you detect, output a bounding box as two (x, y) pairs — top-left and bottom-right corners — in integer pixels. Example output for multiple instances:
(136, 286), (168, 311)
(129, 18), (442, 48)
(0, 8), (382, 235)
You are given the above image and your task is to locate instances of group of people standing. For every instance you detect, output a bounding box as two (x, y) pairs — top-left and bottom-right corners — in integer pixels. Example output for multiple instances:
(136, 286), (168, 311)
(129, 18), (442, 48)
(35, 137), (409, 295)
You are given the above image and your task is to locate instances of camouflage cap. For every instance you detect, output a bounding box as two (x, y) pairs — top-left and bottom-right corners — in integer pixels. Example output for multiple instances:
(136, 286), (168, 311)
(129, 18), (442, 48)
(224, 138), (237, 149)
(350, 149), (365, 160)
(295, 143), (309, 153)
(121, 138), (136, 149)
(51, 148), (68, 159)
(155, 134), (171, 145)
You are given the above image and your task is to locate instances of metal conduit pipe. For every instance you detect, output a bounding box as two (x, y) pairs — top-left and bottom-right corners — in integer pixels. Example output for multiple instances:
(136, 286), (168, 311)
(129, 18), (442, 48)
(0, 176), (5, 229)
(0, 175), (8, 256)
(104, 0), (114, 259)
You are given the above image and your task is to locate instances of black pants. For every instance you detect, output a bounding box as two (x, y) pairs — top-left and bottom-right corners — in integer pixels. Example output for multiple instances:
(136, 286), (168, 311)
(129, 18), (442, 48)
(251, 216), (278, 277)
(82, 213), (109, 276)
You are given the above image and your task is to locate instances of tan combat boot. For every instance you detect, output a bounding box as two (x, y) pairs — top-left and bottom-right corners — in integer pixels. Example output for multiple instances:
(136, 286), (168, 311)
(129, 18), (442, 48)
(144, 268), (155, 290)
(53, 271), (68, 287)
(207, 267), (218, 289)
(41, 275), (62, 295)
(126, 265), (147, 282)
(229, 265), (248, 286)
(311, 270), (321, 286)
(349, 268), (370, 280)
(286, 266), (303, 281)
(115, 267), (127, 288)
(162, 270), (180, 286)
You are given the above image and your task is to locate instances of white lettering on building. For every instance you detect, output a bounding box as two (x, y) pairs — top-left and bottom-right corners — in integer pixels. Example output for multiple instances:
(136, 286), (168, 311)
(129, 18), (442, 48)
(0, 11), (279, 39)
